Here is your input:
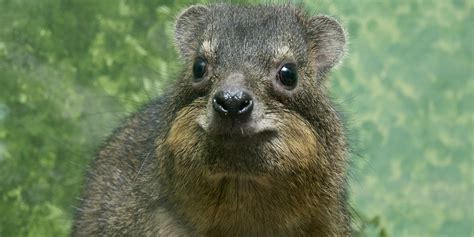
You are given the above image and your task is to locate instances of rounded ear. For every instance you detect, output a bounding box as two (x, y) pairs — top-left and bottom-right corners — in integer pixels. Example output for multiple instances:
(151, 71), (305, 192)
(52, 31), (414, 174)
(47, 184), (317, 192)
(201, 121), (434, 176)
(305, 15), (347, 76)
(174, 5), (209, 59)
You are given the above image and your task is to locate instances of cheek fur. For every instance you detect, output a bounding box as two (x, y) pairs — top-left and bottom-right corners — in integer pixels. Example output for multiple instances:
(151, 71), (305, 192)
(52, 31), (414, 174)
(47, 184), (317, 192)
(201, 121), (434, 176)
(162, 98), (326, 179)
(263, 111), (324, 173)
(164, 101), (208, 177)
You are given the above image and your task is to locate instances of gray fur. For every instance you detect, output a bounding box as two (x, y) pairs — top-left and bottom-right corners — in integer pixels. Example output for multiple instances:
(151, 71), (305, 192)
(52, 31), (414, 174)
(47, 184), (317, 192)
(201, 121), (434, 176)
(73, 4), (350, 236)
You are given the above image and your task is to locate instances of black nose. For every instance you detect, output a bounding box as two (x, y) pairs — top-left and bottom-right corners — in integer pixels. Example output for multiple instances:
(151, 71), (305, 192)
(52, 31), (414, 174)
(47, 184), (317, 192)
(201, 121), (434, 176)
(212, 90), (253, 117)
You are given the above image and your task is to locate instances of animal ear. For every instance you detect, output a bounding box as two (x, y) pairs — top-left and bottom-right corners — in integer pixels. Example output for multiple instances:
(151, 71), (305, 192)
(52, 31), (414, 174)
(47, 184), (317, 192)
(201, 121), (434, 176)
(305, 15), (346, 76)
(174, 5), (209, 58)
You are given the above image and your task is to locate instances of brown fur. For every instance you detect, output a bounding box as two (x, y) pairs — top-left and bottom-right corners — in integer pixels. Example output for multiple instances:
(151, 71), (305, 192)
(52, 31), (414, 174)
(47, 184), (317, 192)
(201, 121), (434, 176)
(73, 4), (350, 236)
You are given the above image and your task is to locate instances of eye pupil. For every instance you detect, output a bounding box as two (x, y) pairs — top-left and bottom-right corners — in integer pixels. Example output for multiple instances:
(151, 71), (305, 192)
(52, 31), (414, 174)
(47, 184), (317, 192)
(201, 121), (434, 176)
(278, 63), (298, 89)
(193, 57), (207, 80)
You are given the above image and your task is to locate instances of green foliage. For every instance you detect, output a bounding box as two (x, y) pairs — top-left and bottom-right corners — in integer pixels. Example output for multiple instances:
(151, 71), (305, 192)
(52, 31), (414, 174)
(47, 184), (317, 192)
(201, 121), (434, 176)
(0, 0), (471, 236)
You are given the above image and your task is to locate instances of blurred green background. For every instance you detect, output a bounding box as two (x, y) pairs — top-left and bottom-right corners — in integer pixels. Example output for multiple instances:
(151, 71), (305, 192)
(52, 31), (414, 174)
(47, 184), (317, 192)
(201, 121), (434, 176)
(0, 0), (472, 236)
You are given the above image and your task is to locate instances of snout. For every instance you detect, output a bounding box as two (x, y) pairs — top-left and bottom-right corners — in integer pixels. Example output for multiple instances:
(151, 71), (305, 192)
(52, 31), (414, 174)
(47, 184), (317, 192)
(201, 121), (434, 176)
(204, 72), (259, 137)
(208, 87), (256, 137)
(212, 89), (254, 119)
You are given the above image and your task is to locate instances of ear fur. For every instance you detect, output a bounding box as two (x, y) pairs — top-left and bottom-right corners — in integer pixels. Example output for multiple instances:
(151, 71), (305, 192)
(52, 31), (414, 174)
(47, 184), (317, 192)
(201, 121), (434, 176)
(174, 5), (209, 59)
(305, 15), (347, 76)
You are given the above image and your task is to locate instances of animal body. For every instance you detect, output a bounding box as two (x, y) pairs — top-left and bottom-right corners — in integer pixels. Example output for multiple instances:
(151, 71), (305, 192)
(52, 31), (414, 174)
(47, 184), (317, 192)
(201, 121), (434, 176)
(73, 4), (350, 236)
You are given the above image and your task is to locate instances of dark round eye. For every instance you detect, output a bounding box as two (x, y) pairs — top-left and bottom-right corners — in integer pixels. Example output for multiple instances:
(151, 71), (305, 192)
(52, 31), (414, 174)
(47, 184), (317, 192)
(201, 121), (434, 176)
(192, 57), (207, 80)
(278, 63), (298, 89)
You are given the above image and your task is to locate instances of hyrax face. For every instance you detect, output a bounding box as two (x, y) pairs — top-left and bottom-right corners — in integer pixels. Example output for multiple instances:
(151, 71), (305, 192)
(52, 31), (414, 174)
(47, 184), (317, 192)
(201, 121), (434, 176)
(165, 5), (346, 180)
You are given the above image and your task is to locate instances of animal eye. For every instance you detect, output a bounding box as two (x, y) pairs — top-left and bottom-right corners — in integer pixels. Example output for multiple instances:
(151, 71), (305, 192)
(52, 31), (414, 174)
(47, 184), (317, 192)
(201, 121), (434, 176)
(192, 57), (207, 80)
(277, 63), (298, 89)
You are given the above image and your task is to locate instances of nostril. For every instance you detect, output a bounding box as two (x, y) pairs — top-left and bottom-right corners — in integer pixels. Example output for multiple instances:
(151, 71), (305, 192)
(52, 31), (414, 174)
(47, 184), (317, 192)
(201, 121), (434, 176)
(212, 90), (253, 117)
(213, 94), (229, 114)
(237, 95), (253, 115)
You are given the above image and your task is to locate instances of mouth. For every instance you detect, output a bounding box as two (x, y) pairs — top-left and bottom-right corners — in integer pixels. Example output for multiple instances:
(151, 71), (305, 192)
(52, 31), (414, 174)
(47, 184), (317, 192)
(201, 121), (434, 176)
(193, 113), (281, 175)
(209, 123), (277, 139)
(197, 115), (278, 141)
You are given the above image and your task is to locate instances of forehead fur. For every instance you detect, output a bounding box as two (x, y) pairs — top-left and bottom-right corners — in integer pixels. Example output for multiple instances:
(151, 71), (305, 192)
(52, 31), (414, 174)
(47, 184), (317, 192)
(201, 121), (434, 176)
(200, 5), (308, 64)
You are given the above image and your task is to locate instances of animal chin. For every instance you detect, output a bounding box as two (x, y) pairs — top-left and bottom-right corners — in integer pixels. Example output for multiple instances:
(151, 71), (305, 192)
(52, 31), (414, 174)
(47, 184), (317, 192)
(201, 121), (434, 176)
(206, 171), (272, 186)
